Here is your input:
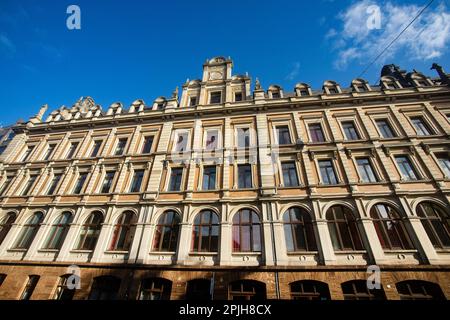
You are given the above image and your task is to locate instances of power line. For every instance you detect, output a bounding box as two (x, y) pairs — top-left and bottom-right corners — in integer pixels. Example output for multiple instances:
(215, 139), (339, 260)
(357, 0), (435, 79)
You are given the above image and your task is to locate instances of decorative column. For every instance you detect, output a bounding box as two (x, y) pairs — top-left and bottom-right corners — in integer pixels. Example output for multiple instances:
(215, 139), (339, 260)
(312, 200), (336, 264)
(261, 202), (274, 266)
(218, 203), (232, 265)
(175, 206), (192, 264)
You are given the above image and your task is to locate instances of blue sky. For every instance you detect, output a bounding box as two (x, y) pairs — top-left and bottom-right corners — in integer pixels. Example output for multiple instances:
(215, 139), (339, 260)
(1, 0), (449, 126)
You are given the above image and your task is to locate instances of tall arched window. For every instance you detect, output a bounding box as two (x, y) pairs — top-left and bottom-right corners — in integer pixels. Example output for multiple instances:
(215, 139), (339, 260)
(326, 205), (363, 251)
(192, 210), (219, 252)
(228, 280), (266, 300)
(43, 212), (73, 249)
(0, 212), (16, 246)
(139, 277), (172, 300)
(416, 202), (450, 249)
(370, 204), (413, 250)
(290, 280), (331, 300)
(88, 276), (121, 300)
(109, 211), (137, 251)
(283, 207), (317, 252)
(232, 209), (261, 252)
(76, 211), (103, 250)
(14, 212), (44, 249)
(152, 210), (180, 252)
(54, 274), (76, 300)
(396, 280), (445, 300)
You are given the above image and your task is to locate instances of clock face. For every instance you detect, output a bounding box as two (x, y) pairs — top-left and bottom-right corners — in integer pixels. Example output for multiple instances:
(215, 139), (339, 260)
(209, 71), (223, 80)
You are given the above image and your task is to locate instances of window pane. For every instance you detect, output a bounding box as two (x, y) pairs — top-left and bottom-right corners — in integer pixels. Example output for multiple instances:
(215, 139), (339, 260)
(319, 160), (337, 184)
(142, 137), (154, 154)
(376, 119), (396, 138)
(342, 121), (360, 140)
(238, 165), (252, 188)
(356, 158), (377, 182)
(395, 156), (418, 180)
(309, 124), (325, 142)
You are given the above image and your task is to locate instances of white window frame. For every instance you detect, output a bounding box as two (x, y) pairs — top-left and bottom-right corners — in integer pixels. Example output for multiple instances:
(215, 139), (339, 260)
(203, 127), (222, 151)
(272, 121), (295, 146)
(371, 115), (401, 139)
(198, 164), (218, 191)
(171, 129), (191, 153)
(391, 153), (425, 181)
(234, 124), (254, 149)
(304, 118), (329, 143)
(314, 156), (341, 185)
(278, 159), (301, 187)
(336, 116), (364, 141)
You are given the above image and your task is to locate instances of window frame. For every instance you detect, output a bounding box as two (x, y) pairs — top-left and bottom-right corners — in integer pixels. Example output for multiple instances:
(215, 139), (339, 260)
(200, 165), (217, 191)
(191, 210), (220, 253)
(166, 166), (184, 192)
(172, 129), (191, 153)
(152, 210), (181, 252)
(280, 161), (300, 187)
(317, 158), (340, 185)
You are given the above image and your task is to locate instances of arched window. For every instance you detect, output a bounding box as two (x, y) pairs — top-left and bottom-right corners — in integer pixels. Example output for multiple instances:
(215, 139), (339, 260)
(54, 274), (76, 300)
(342, 280), (386, 300)
(290, 280), (331, 300)
(88, 276), (121, 300)
(228, 280), (266, 300)
(370, 204), (413, 250)
(43, 212), (73, 249)
(416, 202), (450, 249)
(232, 209), (261, 252)
(0, 212), (16, 246)
(283, 207), (317, 252)
(139, 277), (172, 300)
(396, 280), (445, 300)
(14, 212), (44, 249)
(192, 210), (219, 252)
(152, 210), (180, 252)
(326, 205), (364, 251)
(109, 211), (137, 251)
(186, 279), (212, 300)
(76, 211), (103, 250)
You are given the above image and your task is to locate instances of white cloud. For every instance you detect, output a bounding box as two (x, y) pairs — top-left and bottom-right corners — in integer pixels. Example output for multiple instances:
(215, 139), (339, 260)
(327, 0), (450, 70)
(0, 33), (16, 55)
(285, 62), (301, 81)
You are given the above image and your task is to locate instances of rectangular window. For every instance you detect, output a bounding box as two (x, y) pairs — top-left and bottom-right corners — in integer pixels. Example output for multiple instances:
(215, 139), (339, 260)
(0, 146), (5, 155)
(21, 146), (35, 162)
(157, 103), (165, 110)
(205, 130), (218, 150)
(308, 123), (325, 143)
(0, 176), (13, 195)
(168, 168), (183, 191)
(386, 83), (397, 90)
(43, 144), (56, 161)
(20, 275), (40, 300)
(235, 92), (243, 102)
(395, 156), (419, 180)
(237, 127), (250, 148)
(141, 136), (154, 154)
(202, 166), (216, 190)
(114, 139), (127, 155)
(90, 140), (102, 157)
(22, 175), (38, 195)
(129, 170), (144, 193)
(281, 162), (299, 187)
(436, 154), (450, 177)
(189, 96), (197, 106)
(356, 158), (378, 182)
(276, 125), (292, 145)
(272, 92), (281, 99)
(46, 174), (62, 195)
(376, 119), (396, 138)
(101, 172), (115, 193)
(210, 91), (222, 104)
(318, 160), (338, 185)
(66, 142), (79, 159)
(174, 131), (189, 152)
(237, 164), (252, 188)
(342, 121), (360, 140)
(411, 117), (432, 136)
(73, 173), (88, 194)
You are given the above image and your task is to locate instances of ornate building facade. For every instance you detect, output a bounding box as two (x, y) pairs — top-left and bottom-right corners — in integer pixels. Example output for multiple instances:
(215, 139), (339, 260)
(0, 57), (449, 300)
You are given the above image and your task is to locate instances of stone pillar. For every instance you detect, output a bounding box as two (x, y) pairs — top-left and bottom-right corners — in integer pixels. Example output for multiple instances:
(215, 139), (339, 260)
(100, 128), (117, 157)
(219, 203), (231, 265)
(127, 125), (142, 155)
(312, 200), (336, 264)
(261, 202), (274, 266)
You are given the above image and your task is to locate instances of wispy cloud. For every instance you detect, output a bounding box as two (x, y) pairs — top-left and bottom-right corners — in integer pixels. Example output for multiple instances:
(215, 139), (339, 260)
(0, 33), (16, 56)
(285, 62), (301, 81)
(326, 0), (450, 70)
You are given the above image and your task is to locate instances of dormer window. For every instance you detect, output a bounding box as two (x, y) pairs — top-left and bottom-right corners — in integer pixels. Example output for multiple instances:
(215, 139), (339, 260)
(210, 91), (222, 104)
(417, 80), (429, 87)
(272, 91), (281, 99)
(234, 92), (243, 102)
(384, 82), (397, 90)
(328, 87), (338, 94)
(189, 96), (198, 106)
(356, 85), (367, 92)
(157, 103), (165, 110)
(300, 89), (309, 96)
